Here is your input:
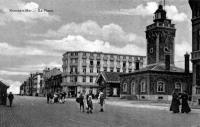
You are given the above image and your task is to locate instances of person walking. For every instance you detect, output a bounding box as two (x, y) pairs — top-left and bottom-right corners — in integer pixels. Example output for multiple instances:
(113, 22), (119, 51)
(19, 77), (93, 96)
(98, 92), (105, 112)
(79, 93), (85, 112)
(8, 92), (14, 107)
(86, 90), (94, 114)
(180, 91), (191, 113)
(170, 89), (180, 113)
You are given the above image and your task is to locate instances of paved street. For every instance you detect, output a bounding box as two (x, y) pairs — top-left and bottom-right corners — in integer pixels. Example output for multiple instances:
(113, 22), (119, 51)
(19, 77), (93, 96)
(1, 96), (200, 127)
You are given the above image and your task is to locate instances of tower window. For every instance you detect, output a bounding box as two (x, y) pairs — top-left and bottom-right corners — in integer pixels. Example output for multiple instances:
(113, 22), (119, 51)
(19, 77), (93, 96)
(150, 48), (153, 53)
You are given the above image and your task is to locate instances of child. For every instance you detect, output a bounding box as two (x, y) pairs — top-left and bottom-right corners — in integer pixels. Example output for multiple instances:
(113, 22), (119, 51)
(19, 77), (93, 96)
(87, 95), (93, 113)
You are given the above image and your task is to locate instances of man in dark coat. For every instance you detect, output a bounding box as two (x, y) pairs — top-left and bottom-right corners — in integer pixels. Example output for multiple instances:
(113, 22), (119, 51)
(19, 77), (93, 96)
(8, 92), (14, 107)
(47, 92), (51, 104)
(180, 91), (191, 113)
(170, 90), (180, 113)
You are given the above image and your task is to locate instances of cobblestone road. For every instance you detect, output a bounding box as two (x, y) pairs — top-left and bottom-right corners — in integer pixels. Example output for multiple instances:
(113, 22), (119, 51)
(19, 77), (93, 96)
(1, 96), (200, 127)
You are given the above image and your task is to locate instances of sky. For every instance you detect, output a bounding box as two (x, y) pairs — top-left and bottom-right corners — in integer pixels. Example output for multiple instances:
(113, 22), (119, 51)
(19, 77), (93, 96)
(0, 0), (192, 94)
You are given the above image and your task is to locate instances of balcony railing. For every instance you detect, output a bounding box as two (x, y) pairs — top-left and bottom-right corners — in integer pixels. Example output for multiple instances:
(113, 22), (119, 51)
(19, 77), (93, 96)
(128, 59), (132, 62)
(116, 64), (121, 68)
(103, 63), (108, 67)
(191, 50), (200, 61)
(110, 57), (114, 61)
(110, 64), (114, 68)
(69, 63), (78, 66)
(82, 55), (87, 59)
(103, 56), (108, 60)
(146, 23), (175, 30)
(89, 56), (94, 60)
(82, 62), (87, 67)
(96, 56), (101, 60)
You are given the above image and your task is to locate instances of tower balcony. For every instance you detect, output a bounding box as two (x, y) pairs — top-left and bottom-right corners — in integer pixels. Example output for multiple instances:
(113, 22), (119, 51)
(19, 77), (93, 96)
(146, 23), (175, 30)
(191, 50), (200, 61)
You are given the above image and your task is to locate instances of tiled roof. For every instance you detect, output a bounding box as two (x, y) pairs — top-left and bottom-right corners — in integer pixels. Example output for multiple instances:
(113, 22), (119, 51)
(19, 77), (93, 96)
(100, 72), (124, 83)
(0, 81), (9, 88)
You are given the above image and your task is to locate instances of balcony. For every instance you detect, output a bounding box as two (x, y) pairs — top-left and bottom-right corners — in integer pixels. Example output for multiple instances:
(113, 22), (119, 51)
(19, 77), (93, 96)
(69, 55), (78, 58)
(82, 62), (87, 67)
(96, 64), (101, 68)
(128, 59), (132, 62)
(89, 56), (94, 60)
(116, 58), (120, 62)
(103, 56), (108, 60)
(96, 56), (101, 60)
(191, 50), (200, 61)
(82, 55), (87, 59)
(110, 64), (114, 68)
(123, 58), (127, 62)
(116, 64), (121, 68)
(110, 57), (114, 61)
(103, 63), (108, 67)
(69, 63), (78, 66)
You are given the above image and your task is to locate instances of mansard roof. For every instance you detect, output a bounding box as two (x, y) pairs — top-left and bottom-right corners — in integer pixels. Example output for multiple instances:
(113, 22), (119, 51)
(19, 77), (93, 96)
(96, 72), (124, 83)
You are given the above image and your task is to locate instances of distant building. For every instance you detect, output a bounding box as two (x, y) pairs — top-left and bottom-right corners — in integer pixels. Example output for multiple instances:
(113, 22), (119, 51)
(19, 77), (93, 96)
(0, 81), (9, 105)
(96, 72), (123, 97)
(44, 68), (62, 94)
(120, 4), (192, 101)
(189, 0), (200, 105)
(32, 73), (43, 96)
(62, 51), (146, 97)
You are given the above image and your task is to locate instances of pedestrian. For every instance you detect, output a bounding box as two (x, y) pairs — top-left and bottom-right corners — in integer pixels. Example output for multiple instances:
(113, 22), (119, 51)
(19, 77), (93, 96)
(8, 92), (14, 107)
(47, 92), (51, 104)
(180, 91), (191, 113)
(79, 93), (85, 112)
(86, 90), (94, 114)
(98, 92), (105, 112)
(170, 89), (180, 113)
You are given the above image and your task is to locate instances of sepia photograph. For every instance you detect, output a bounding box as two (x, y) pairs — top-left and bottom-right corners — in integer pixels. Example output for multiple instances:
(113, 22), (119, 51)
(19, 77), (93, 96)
(0, 0), (200, 127)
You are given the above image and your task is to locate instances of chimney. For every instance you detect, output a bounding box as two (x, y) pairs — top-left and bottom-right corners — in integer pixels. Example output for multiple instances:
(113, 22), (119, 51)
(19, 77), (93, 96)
(165, 54), (170, 70)
(135, 60), (140, 70)
(184, 53), (190, 73)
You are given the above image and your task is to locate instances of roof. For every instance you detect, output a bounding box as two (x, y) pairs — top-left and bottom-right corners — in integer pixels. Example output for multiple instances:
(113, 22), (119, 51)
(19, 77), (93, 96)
(0, 81), (9, 88)
(96, 72), (124, 83)
(121, 63), (188, 76)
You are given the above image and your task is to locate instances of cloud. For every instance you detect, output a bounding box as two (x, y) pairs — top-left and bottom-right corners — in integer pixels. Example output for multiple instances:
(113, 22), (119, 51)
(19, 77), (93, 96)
(102, 2), (188, 22)
(0, 78), (21, 94)
(29, 35), (146, 56)
(0, 70), (29, 76)
(0, 0), (60, 25)
(0, 42), (59, 56)
(31, 20), (145, 47)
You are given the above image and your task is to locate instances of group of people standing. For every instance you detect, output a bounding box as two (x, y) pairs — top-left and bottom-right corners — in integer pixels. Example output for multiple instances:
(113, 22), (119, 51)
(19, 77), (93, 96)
(47, 91), (67, 104)
(170, 90), (191, 113)
(76, 90), (105, 114)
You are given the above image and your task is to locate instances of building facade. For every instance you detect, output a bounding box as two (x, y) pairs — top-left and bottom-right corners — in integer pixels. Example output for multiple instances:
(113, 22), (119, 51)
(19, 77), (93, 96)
(32, 73), (43, 96)
(62, 51), (146, 97)
(96, 72), (123, 97)
(44, 68), (62, 94)
(0, 81), (9, 105)
(120, 4), (192, 101)
(189, 0), (200, 105)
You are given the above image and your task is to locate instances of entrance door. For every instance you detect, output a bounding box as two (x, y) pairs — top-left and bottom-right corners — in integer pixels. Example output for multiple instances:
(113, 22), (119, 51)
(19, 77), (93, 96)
(131, 82), (135, 95)
(113, 88), (117, 96)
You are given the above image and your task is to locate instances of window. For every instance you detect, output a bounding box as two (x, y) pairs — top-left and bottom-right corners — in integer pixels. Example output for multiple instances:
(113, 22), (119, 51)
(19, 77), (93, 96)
(90, 61), (93, 66)
(75, 52), (78, 56)
(123, 62), (126, 67)
(83, 76), (86, 82)
(131, 82), (135, 95)
(150, 48), (153, 53)
(104, 60), (107, 64)
(97, 61), (100, 66)
(140, 81), (146, 92)
(83, 67), (86, 73)
(75, 67), (78, 73)
(117, 61), (120, 65)
(83, 59), (86, 63)
(117, 68), (120, 72)
(90, 76), (93, 83)
(157, 81), (165, 92)
(129, 62), (132, 66)
(123, 56), (126, 59)
(110, 67), (114, 72)
(70, 76), (74, 82)
(129, 69), (132, 73)
(83, 52), (86, 56)
(175, 82), (182, 93)
(103, 67), (107, 72)
(123, 83), (127, 92)
(75, 59), (78, 63)
(70, 67), (73, 73)
(123, 68), (126, 73)
(90, 68), (93, 73)
(97, 67), (100, 73)
(74, 76), (77, 82)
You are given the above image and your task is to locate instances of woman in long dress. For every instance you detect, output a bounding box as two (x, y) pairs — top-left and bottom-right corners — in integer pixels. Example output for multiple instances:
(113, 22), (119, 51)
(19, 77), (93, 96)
(181, 91), (191, 113)
(170, 90), (180, 113)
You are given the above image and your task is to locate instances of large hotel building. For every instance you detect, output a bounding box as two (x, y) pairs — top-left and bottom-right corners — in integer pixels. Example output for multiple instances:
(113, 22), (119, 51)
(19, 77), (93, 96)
(62, 51), (146, 97)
